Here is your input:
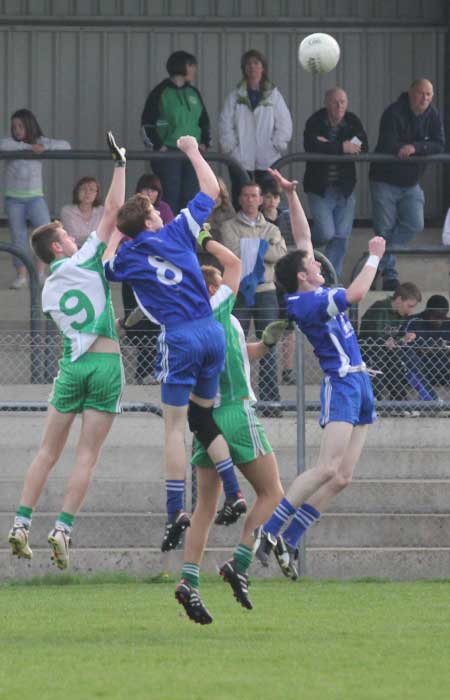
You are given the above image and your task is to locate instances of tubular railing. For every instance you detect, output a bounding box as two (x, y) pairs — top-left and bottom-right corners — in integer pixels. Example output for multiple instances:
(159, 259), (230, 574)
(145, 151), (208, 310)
(272, 152), (450, 166)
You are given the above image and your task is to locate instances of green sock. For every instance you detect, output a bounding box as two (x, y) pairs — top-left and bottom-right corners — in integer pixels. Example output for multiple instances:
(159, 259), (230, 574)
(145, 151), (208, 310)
(56, 512), (75, 532)
(181, 563), (200, 589)
(234, 544), (253, 573)
(15, 505), (33, 528)
(16, 505), (33, 519)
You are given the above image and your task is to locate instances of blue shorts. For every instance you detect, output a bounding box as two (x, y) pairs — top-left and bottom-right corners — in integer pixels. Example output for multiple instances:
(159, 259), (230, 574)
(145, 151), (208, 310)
(319, 372), (377, 427)
(156, 316), (226, 407)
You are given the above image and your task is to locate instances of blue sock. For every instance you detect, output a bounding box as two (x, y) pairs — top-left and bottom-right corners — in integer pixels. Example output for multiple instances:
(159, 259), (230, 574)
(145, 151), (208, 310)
(263, 497), (296, 538)
(215, 457), (241, 500)
(283, 503), (320, 548)
(166, 480), (185, 520)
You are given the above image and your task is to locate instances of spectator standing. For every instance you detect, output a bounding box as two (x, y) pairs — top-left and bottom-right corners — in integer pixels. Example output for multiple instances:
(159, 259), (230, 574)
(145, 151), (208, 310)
(0, 108), (71, 288)
(141, 51), (210, 214)
(60, 176), (104, 248)
(122, 173), (174, 384)
(303, 87), (368, 279)
(370, 78), (445, 290)
(358, 282), (422, 400)
(219, 49), (292, 206)
(220, 181), (287, 416)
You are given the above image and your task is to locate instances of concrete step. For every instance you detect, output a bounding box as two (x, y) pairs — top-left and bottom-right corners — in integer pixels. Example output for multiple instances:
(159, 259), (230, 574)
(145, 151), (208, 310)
(1, 412), (449, 449)
(4, 444), (450, 481)
(2, 546), (450, 582)
(3, 478), (450, 514)
(305, 546), (450, 580)
(2, 512), (450, 548)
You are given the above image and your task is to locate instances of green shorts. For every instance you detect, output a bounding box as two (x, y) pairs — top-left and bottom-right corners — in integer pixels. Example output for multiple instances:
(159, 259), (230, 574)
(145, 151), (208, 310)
(49, 352), (124, 414)
(191, 400), (273, 468)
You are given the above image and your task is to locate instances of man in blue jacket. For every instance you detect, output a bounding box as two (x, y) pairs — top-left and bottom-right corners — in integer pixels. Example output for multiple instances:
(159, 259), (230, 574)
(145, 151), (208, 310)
(370, 78), (445, 291)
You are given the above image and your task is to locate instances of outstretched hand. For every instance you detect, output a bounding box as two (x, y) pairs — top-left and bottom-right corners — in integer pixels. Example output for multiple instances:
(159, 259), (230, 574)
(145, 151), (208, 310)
(107, 131), (126, 166)
(177, 135), (199, 155)
(266, 168), (298, 193)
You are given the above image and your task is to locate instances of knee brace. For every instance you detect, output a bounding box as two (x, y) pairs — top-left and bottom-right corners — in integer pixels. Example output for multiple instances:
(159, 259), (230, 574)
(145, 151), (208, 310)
(187, 400), (221, 450)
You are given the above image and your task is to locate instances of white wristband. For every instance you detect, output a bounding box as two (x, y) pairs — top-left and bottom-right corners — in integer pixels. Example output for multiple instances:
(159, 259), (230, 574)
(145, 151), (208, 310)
(365, 255), (380, 269)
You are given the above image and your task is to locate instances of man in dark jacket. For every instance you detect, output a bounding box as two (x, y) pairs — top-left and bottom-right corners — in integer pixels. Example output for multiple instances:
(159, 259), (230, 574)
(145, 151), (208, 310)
(303, 87), (368, 278)
(141, 51), (211, 214)
(370, 79), (445, 291)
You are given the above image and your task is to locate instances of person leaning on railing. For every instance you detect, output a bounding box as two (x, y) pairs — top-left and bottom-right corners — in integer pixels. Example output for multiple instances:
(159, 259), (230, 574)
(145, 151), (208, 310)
(303, 87), (368, 280)
(0, 108), (71, 289)
(369, 78), (445, 291)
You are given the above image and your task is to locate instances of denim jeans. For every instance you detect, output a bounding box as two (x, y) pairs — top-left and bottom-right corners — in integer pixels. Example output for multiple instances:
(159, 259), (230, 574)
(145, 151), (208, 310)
(151, 148), (199, 214)
(308, 187), (356, 278)
(233, 289), (280, 404)
(5, 196), (51, 269)
(370, 180), (425, 281)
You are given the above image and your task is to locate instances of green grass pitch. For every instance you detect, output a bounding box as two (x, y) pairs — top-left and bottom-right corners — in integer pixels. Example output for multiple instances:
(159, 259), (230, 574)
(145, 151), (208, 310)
(0, 575), (448, 700)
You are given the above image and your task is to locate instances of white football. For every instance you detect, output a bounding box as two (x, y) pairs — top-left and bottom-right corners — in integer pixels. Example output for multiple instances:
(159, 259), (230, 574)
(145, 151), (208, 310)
(298, 33), (340, 75)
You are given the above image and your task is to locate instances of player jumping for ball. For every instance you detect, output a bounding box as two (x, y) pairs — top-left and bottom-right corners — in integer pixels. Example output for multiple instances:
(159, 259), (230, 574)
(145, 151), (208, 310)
(8, 132), (126, 570)
(174, 241), (288, 624)
(104, 136), (247, 552)
(255, 168), (386, 573)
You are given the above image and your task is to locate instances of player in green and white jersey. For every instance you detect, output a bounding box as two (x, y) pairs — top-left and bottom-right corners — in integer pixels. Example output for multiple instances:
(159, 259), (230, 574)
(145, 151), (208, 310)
(175, 241), (288, 624)
(8, 132), (126, 571)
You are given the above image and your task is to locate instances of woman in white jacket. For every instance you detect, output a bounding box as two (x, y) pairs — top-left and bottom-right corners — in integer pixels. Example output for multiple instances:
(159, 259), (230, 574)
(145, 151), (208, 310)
(219, 49), (292, 203)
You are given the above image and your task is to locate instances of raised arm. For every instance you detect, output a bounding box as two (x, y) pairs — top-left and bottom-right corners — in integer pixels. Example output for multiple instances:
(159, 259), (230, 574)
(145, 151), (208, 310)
(203, 238), (241, 296)
(177, 135), (219, 201)
(345, 237), (386, 304)
(266, 168), (313, 256)
(96, 132), (126, 244)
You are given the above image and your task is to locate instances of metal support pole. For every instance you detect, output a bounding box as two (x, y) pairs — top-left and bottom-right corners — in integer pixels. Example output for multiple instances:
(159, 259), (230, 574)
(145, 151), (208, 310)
(295, 325), (307, 576)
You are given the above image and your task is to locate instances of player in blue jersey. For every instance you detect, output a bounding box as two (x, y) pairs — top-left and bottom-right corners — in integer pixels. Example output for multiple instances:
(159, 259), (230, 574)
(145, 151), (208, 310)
(255, 169), (386, 576)
(105, 136), (246, 550)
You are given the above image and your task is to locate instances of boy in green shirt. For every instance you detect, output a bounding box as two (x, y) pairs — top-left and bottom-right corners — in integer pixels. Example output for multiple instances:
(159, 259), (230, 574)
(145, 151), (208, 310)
(8, 133), (126, 571)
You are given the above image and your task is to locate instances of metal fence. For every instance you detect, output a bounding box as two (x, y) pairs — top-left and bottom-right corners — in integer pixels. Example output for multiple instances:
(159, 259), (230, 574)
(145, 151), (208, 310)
(1, 148), (449, 419)
(2, 305), (450, 417)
